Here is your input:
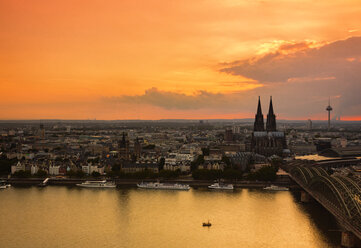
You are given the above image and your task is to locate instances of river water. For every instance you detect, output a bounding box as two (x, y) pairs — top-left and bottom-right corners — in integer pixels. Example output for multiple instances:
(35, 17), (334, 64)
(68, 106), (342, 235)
(0, 186), (340, 248)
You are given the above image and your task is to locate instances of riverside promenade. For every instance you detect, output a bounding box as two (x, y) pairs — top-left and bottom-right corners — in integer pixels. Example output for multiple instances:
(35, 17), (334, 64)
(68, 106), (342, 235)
(1, 176), (296, 189)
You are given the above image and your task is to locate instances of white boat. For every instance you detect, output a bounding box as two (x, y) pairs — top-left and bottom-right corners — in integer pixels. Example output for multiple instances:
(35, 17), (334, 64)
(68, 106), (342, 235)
(38, 178), (49, 187)
(208, 182), (234, 190)
(263, 185), (289, 191)
(137, 181), (190, 190)
(76, 180), (116, 188)
(0, 180), (11, 189)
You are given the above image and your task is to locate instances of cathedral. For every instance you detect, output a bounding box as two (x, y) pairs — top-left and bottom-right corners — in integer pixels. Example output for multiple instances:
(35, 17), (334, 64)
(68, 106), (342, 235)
(251, 97), (286, 157)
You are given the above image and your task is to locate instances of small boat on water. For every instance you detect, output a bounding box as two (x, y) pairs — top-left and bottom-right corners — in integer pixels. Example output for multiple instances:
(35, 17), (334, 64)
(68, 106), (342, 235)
(0, 180), (11, 189)
(208, 182), (234, 190)
(202, 221), (212, 227)
(137, 181), (190, 190)
(76, 180), (116, 188)
(263, 185), (289, 191)
(38, 178), (49, 187)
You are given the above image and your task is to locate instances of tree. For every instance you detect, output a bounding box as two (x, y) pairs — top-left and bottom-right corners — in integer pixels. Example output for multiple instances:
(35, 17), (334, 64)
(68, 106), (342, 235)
(75, 170), (86, 178)
(35, 169), (48, 178)
(159, 169), (180, 179)
(191, 155), (204, 171)
(270, 157), (282, 168)
(91, 171), (101, 178)
(221, 156), (231, 167)
(158, 157), (165, 171)
(201, 147), (210, 156)
(0, 156), (15, 175)
(67, 169), (86, 178)
(111, 163), (121, 172)
(192, 169), (222, 180)
(222, 169), (242, 180)
(13, 170), (31, 178)
(247, 166), (278, 181)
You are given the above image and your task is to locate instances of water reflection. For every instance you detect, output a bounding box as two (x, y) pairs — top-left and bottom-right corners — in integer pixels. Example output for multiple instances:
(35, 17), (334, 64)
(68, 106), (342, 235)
(0, 186), (340, 248)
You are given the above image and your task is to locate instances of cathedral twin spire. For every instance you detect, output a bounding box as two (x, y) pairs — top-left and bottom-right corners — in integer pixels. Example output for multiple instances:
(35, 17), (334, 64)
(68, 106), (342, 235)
(254, 96), (276, 132)
(254, 96), (265, 131)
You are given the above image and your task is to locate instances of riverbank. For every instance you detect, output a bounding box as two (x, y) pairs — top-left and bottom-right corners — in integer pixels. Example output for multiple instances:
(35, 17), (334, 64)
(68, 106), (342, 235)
(1, 176), (299, 189)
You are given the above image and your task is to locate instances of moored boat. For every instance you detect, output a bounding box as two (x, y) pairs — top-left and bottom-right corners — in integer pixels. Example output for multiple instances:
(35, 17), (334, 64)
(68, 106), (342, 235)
(137, 181), (190, 190)
(208, 182), (234, 190)
(38, 178), (49, 187)
(263, 185), (289, 191)
(76, 180), (116, 188)
(0, 180), (11, 189)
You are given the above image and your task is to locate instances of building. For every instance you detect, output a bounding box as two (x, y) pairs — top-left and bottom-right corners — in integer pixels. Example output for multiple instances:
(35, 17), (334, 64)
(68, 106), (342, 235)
(133, 138), (142, 158)
(319, 147), (361, 158)
(224, 129), (233, 142)
(31, 165), (39, 175)
(251, 97), (286, 157)
(314, 138), (332, 152)
(11, 161), (25, 174)
(307, 119), (312, 130)
(81, 164), (104, 175)
(49, 165), (60, 175)
(232, 125), (241, 134)
(39, 124), (45, 139)
(119, 132), (130, 160)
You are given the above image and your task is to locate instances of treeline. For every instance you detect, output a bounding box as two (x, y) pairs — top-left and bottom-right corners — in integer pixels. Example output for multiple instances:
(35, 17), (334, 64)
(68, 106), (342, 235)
(192, 165), (278, 181)
(108, 168), (182, 179)
(192, 169), (242, 180)
(0, 155), (15, 175)
(12, 169), (48, 178)
(246, 165), (278, 181)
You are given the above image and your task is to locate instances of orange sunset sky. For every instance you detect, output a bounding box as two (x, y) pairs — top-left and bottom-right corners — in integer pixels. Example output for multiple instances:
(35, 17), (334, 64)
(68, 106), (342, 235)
(1, 0), (361, 120)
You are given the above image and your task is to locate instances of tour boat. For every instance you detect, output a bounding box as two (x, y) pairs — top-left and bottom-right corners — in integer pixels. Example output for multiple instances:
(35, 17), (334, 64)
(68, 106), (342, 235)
(263, 185), (289, 191)
(208, 182), (234, 190)
(137, 181), (190, 190)
(0, 180), (11, 189)
(76, 180), (116, 188)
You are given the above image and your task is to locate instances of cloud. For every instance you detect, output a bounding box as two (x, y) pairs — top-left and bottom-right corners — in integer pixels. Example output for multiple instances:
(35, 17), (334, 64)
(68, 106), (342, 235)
(220, 36), (361, 119)
(105, 87), (253, 111)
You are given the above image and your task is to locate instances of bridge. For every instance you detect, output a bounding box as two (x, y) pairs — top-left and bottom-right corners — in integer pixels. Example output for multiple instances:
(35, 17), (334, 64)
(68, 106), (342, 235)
(288, 164), (361, 247)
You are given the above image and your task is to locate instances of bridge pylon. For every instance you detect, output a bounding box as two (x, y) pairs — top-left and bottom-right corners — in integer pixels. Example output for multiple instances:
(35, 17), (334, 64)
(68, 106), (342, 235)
(300, 191), (311, 203)
(341, 231), (356, 248)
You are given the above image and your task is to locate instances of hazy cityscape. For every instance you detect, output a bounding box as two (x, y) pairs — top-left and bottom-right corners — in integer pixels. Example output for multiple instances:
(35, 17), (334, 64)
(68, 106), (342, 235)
(1, 97), (361, 247)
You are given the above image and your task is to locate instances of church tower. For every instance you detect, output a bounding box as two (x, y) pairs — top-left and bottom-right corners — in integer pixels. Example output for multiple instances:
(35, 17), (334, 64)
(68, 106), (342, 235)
(266, 96), (277, 131)
(119, 132), (130, 160)
(254, 96), (265, 131)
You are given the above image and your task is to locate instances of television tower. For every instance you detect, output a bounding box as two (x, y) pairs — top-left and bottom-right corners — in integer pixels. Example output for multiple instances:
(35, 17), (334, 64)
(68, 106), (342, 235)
(326, 98), (333, 130)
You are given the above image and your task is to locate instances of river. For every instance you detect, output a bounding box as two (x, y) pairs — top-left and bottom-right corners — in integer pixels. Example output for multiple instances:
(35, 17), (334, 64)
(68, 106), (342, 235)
(0, 186), (340, 248)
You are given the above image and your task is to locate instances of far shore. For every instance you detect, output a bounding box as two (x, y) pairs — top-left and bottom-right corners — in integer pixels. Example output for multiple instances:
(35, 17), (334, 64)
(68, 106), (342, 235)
(1, 177), (299, 189)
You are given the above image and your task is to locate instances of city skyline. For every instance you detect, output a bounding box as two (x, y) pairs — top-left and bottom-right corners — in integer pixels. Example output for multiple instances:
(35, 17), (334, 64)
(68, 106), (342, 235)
(1, 0), (361, 120)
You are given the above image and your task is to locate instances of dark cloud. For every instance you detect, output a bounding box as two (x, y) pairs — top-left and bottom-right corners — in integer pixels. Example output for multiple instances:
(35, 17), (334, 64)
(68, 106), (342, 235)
(106, 87), (252, 110)
(220, 36), (361, 118)
(104, 37), (361, 119)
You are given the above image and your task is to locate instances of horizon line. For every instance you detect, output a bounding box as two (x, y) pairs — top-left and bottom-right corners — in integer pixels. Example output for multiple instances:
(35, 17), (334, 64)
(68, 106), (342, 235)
(0, 118), (360, 122)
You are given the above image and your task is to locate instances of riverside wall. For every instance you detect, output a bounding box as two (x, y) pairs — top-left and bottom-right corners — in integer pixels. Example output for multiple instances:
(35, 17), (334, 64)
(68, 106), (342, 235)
(1, 176), (299, 189)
